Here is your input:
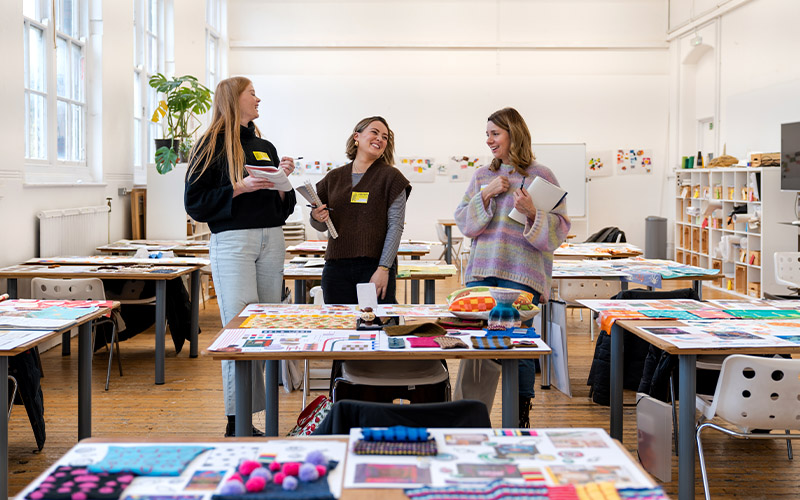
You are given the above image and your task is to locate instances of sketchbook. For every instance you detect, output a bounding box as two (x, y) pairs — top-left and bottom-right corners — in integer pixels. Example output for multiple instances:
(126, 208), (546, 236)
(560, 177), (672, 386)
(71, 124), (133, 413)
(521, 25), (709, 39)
(296, 180), (339, 238)
(508, 176), (567, 225)
(244, 165), (293, 192)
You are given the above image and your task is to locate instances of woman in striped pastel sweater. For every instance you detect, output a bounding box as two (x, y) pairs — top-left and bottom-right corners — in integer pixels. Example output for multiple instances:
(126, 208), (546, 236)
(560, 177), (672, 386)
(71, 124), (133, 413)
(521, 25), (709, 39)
(454, 107), (571, 427)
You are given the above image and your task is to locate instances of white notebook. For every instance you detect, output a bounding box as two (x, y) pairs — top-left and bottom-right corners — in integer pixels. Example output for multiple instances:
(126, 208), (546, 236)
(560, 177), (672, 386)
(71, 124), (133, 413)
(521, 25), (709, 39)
(244, 164), (293, 192)
(508, 176), (567, 225)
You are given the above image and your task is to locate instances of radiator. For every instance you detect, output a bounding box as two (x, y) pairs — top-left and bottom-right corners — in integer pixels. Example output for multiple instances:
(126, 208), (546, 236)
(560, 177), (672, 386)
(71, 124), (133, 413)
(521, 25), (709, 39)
(37, 205), (110, 257)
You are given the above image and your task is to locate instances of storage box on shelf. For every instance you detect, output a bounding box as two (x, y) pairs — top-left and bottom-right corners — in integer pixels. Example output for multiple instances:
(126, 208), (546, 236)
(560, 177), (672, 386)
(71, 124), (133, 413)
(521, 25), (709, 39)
(674, 166), (796, 298)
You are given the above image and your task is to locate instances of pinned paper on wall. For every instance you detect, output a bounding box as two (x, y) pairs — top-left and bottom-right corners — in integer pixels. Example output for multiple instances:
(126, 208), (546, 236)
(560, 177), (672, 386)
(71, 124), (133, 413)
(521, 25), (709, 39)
(398, 157), (436, 183)
(447, 155), (483, 182)
(616, 149), (653, 175)
(586, 151), (613, 178)
(299, 160), (344, 175)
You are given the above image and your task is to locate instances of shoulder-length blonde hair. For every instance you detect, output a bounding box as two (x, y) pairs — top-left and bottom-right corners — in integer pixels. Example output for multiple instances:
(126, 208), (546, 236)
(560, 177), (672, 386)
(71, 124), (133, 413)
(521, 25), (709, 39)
(487, 107), (535, 176)
(188, 76), (258, 186)
(345, 116), (395, 166)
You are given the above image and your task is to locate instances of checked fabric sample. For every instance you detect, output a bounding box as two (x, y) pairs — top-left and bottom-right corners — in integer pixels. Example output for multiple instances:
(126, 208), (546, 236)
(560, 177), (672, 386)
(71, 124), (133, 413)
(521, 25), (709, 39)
(354, 439), (438, 456)
(433, 336), (468, 349)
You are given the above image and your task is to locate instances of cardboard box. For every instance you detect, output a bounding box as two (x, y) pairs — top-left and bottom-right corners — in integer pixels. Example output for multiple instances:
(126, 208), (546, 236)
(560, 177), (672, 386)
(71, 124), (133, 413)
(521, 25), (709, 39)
(748, 282), (761, 298)
(750, 152), (780, 167)
(711, 259), (723, 287)
(748, 250), (761, 267)
(735, 265), (747, 294)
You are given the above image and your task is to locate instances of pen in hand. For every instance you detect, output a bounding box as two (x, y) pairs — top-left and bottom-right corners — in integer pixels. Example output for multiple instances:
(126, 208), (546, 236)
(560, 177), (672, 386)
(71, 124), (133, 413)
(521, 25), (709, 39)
(307, 204), (333, 211)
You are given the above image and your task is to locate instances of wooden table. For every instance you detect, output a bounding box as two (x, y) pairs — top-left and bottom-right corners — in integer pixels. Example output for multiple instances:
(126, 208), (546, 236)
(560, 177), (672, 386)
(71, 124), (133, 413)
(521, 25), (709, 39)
(97, 239), (209, 256)
(607, 318), (800, 500)
(207, 312), (550, 436)
(0, 264), (202, 384)
(554, 242), (644, 260)
(437, 219), (457, 264)
(0, 304), (113, 500)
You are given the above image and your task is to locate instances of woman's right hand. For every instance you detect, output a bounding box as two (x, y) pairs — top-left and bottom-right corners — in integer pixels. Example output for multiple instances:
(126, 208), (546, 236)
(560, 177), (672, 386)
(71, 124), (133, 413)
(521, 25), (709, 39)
(233, 176), (275, 197)
(482, 175), (510, 204)
(311, 204), (330, 222)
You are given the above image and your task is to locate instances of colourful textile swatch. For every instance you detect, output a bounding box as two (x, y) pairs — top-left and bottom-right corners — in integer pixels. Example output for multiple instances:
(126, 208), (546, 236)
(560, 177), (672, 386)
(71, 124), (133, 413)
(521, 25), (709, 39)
(384, 323), (447, 337)
(598, 310), (648, 334)
(471, 337), (512, 349)
(353, 439), (438, 456)
(88, 446), (210, 477)
(494, 429), (539, 437)
(723, 309), (800, 319)
(483, 327), (540, 339)
(433, 336), (468, 349)
(26, 465), (136, 500)
(212, 462), (338, 500)
(639, 310), (696, 320)
(690, 309), (735, 319)
(407, 337), (440, 348)
(616, 487), (669, 499)
(405, 480), (578, 500)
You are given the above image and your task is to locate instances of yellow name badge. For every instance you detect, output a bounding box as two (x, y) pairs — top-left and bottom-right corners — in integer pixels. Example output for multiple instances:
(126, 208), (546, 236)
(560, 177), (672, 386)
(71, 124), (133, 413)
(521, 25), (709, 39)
(351, 191), (369, 204)
(253, 151), (271, 161)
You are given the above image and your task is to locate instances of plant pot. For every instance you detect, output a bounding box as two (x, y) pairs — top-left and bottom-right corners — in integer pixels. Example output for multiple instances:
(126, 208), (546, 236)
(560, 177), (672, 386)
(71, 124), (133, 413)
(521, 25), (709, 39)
(154, 139), (189, 163)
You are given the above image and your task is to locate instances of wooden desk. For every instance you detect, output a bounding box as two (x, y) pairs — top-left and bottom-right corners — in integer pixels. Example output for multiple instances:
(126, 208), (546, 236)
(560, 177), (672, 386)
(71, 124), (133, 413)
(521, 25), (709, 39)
(97, 239), (209, 256)
(207, 311), (550, 436)
(287, 241), (431, 259)
(0, 264), (202, 384)
(437, 219), (457, 264)
(605, 317), (800, 500)
(554, 242), (644, 260)
(0, 304), (113, 500)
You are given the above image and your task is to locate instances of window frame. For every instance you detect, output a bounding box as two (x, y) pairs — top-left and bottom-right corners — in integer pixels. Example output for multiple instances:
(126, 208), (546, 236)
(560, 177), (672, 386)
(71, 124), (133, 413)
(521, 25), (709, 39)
(133, 0), (164, 184)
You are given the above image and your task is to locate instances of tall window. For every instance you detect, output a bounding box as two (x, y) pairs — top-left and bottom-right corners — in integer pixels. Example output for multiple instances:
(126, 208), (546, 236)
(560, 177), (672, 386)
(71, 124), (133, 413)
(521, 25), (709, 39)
(206, 0), (223, 90)
(134, 0), (161, 176)
(24, 0), (87, 167)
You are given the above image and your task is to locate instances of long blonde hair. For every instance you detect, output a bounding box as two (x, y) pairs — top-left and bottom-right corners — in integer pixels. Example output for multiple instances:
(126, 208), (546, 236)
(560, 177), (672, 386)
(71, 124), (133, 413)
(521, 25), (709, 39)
(188, 77), (258, 186)
(487, 107), (535, 176)
(345, 116), (395, 166)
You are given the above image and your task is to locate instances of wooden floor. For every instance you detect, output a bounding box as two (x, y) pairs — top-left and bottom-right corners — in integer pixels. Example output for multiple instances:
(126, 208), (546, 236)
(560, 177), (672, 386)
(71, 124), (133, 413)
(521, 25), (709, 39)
(7, 276), (800, 498)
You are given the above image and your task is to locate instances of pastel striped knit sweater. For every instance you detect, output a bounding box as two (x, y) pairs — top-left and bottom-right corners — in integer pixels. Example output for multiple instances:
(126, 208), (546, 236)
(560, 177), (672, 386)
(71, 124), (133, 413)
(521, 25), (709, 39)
(455, 161), (571, 300)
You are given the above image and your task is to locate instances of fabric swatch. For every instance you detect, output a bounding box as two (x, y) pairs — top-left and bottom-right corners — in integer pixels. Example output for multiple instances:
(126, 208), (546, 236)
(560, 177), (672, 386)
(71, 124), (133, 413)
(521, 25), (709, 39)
(407, 337), (440, 348)
(354, 439), (438, 456)
(405, 480), (578, 500)
(26, 465), (136, 500)
(471, 337), (512, 349)
(384, 322), (447, 337)
(433, 336), (468, 349)
(88, 446), (210, 477)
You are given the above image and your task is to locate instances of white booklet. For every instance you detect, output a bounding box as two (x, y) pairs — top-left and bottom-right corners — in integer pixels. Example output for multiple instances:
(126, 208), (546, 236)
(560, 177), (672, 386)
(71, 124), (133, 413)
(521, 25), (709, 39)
(508, 176), (567, 225)
(296, 180), (339, 239)
(244, 164), (293, 192)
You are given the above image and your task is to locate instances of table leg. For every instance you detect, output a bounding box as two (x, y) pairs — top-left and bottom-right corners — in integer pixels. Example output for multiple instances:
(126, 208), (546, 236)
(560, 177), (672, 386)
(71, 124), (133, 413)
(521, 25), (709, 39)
(501, 359), (519, 428)
(190, 269), (200, 358)
(424, 280), (435, 304)
(78, 321), (92, 439)
(265, 360), (280, 436)
(295, 279), (307, 304)
(155, 280), (166, 385)
(610, 323), (624, 441)
(678, 354), (697, 500)
(445, 226), (453, 265)
(539, 303), (551, 389)
(62, 330), (71, 356)
(693, 280), (702, 300)
(235, 360), (253, 437)
(620, 280), (629, 291)
(1, 356), (8, 500)
(7, 279), (17, 299)
(410, 255), (420, 304)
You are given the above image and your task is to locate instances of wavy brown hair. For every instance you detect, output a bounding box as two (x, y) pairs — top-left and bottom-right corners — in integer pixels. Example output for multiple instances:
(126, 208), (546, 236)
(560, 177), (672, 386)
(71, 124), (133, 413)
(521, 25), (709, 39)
(188, 77), (259, 186)
(345, 116), (395, 166)
(487, 107), (535, 176)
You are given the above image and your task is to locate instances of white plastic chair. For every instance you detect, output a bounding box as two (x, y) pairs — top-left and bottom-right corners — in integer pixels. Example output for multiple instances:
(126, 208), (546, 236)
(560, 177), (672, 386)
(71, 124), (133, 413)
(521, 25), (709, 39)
(436, 223), (463, 264)
(556, 279), (622, 340)
(31, 278), (122, 391)
(774, 252), (800, 294)
(696, 355), (800, 500)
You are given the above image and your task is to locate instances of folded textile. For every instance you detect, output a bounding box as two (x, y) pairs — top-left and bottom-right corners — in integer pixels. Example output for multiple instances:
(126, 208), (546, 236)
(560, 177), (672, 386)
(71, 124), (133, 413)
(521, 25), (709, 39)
(435, 317), (485, 330)
(88, 445), (210, 476)
(362, 426), (429, 442)
(471, 337), (512, 349)
(27, 466), (136, 500)
(483, 327), (540, 339)
(405, 480), (578, 500)
(354, 439), (438, 456)
(384, 322), (447, 337)
(407, 337), (440, 348)
(433, 336), (468, 349)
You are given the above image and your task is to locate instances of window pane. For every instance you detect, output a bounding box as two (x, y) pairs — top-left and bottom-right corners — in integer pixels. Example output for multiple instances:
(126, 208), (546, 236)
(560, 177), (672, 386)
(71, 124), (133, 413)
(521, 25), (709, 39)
(23, 0), (39, 20)
(28, 25), (46, 92)
(71, 103), (83, 161)
(208, 35), (217, 73)
(56, 37), (68, 98)
(72, 43), (84, 101)
(58, 0), (77, 38)
(28, 93), (47, 159)
(207, 0), (218, 30)
(133, 117), (142, 167)
(57, 100), (67, 160)
(148, 0), (157, 32)
(147, 35), (157, 74)
(149, 122), (158, 160)
(134, 73), (142, 119)
(133, 24), (141, 68)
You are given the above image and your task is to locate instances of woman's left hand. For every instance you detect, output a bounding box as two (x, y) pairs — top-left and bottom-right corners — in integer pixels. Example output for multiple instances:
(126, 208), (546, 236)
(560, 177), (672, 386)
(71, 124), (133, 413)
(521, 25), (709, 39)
(279, 156), (295, 176)
(513, 188), (537, 220)
(369, 267), (390, 300)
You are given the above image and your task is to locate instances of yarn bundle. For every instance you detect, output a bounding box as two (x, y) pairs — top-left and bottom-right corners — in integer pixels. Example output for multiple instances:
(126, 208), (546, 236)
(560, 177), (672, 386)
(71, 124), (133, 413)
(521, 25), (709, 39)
(219, 451), (329, 494)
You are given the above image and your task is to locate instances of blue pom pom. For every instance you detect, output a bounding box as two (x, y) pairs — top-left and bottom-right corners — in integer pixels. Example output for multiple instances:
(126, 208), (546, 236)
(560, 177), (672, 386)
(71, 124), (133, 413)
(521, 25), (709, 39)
(305, 450), (326, 466)
(250, 467), (272, 482)
(219, 481), (246, 495)
(282, 476), (299, 491)
(298, 463), (319, 482)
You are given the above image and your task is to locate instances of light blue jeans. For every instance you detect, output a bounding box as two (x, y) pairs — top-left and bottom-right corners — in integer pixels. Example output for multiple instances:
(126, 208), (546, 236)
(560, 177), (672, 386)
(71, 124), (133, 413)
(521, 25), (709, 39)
(211, 227), (285, 415)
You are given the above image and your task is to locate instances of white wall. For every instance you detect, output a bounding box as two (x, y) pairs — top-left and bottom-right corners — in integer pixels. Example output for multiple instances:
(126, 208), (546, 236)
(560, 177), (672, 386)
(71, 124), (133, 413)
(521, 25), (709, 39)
(228, 0), (671, 247)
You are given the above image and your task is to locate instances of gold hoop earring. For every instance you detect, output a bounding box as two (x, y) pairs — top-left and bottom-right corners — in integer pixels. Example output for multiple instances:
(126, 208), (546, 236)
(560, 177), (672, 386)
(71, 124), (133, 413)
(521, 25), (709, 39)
(355, 141), (359, 147)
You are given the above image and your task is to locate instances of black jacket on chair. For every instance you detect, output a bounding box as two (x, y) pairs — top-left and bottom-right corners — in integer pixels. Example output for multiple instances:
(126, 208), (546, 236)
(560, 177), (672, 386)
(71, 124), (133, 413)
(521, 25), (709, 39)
(9, 350), (46, 450)
(312, 400), (491, 435)
(586, 288), (700, 406)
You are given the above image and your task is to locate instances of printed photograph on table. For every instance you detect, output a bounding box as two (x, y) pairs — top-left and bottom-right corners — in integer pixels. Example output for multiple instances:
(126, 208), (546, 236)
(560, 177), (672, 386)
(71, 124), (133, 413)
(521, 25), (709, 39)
(237, 303), (359, 317)
(586, 151), (613, 177)
(616, 149), (653, 175)
(240, 314), (357, 329)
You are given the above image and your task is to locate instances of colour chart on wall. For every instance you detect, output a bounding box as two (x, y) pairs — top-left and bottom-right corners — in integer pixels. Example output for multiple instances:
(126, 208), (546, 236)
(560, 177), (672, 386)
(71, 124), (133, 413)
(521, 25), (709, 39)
(343, 428), (653, 489)
(616, 149), (652, 175)
(207, 329), (378, 353)
(398, 157), (437, 183)
(586, 151), (613, 178)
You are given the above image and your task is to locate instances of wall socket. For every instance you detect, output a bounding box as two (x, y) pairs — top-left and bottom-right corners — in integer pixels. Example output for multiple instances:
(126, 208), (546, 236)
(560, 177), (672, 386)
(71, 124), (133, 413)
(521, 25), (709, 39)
(118, 187), (130, 196)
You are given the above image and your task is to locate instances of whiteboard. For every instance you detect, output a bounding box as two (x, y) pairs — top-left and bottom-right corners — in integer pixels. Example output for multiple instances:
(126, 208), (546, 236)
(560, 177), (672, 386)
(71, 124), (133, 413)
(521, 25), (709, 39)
(533, 143), (587, 218)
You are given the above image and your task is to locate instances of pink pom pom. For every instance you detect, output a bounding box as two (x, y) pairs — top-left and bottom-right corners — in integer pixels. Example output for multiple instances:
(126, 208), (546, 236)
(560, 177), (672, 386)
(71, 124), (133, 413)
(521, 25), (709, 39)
(273, 472), (286, 485)
(227, 473), (244, 483)
(245, 476), (266, 493)
(238, 460), (261, 476)
(316, 464), (328, 477)
(281, 462), (300, 476)
(268, 462), (281, 472)
(282, 476), (298, 491)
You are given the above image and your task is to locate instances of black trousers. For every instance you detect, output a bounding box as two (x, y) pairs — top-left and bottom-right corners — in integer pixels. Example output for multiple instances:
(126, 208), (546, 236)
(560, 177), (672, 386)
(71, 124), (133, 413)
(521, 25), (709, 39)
(321, 257), (397, 305)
